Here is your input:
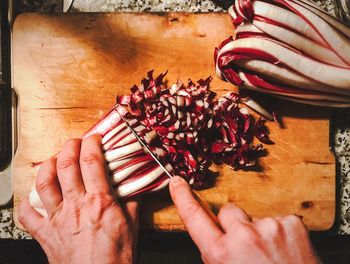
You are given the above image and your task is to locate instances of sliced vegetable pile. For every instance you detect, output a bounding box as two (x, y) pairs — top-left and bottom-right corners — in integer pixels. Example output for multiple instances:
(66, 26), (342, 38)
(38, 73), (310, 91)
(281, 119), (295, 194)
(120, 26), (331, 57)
(116, 71), (271, 189)
(83, 104), (174, 198)
(30, 72), (271, 216)
(215, 0), (350, 107)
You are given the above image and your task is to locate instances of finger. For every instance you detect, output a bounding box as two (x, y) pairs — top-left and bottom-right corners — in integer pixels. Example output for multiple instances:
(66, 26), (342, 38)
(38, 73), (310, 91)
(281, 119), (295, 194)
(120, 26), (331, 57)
(122, 197), (140, 228)
(80, 134), (111, 194)
(57, 139), (85, 200)
(254, 217), (284, 238)
(36, 157), (62, 215)
(276, 215), (304, 228)
(277, 215), (308, 235)
(275, 215), (319, 260)
(123, 198), (140, 260)
(217, 203), (251, 232)
(122, 197), (140, 245)
(18, 198), (44, 242)
(169, 176), (222, 252)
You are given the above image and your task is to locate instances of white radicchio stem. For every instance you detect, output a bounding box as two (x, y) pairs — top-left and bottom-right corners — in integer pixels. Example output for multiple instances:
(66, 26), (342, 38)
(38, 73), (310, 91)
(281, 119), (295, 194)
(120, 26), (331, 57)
(216, 0), (350, 107)
(29, 104), (173, 217)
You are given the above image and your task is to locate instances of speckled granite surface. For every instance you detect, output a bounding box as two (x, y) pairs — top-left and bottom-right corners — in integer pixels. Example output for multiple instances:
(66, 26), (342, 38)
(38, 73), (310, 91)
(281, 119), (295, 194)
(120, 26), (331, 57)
(1, 0), (350, 239)
(333, 110), (350, 234)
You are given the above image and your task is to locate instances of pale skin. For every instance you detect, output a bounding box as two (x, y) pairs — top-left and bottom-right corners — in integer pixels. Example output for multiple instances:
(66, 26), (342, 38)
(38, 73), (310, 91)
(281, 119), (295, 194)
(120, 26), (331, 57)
(19, 135), (139, 264)
(19, 134), (320, 264)
(169, 176), (321, 264)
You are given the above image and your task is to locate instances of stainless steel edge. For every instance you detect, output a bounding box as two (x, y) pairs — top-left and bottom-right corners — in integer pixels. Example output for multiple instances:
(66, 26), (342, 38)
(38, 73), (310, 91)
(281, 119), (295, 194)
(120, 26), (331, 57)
(63, 0), (75, 12)
(115, 107), (173, 179)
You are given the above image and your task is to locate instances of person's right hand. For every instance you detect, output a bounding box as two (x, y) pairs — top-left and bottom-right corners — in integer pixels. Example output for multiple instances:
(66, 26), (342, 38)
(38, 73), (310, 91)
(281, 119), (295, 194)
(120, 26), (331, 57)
(169, 176), (321, 264)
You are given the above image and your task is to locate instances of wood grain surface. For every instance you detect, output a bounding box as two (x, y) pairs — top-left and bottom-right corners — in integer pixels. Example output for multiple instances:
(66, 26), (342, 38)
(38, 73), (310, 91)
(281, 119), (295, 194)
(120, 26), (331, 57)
(13, 13), (335, 231)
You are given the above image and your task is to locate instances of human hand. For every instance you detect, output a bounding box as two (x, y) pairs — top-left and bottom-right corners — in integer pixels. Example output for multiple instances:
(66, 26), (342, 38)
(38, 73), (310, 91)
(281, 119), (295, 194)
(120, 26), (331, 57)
(169, 176), (320, 264)
(19, 135), (139, 264)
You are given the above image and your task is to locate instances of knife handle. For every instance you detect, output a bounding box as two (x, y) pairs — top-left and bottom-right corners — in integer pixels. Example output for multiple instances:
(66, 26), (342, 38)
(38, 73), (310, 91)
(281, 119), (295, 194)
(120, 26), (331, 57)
(192, 190), (223, 231)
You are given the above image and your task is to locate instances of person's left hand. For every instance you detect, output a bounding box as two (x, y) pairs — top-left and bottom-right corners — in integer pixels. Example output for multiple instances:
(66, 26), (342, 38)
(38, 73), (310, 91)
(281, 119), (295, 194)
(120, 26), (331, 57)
(19, 134), (139, 264)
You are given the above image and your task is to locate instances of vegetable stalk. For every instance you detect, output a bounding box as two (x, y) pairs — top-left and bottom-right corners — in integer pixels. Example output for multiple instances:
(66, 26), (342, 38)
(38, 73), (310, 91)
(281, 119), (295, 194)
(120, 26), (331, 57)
(215, 0), (350, 107)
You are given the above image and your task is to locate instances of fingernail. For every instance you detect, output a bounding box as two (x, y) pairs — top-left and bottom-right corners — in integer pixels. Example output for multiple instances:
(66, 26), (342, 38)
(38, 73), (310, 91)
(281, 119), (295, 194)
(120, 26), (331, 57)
(87, 133), (102, 143)
(170, 176), (186, 188)
(93, 133), (102, 140)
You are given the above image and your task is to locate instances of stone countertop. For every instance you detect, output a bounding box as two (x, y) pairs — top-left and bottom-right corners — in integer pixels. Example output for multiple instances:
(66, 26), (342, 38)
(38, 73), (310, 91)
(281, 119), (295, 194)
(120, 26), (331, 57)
(333, 109), (350, 234)
(1, 0), (350, 239)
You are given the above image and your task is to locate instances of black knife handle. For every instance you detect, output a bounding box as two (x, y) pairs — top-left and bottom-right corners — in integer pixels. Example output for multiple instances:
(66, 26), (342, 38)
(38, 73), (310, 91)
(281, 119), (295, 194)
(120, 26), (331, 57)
(0, 86), (12, 170)
(0, 0), (12, 170)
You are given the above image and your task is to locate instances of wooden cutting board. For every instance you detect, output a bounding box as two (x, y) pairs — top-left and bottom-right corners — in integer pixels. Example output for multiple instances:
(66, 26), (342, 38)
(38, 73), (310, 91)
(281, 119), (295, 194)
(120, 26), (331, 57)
(13, 13), (335, 231)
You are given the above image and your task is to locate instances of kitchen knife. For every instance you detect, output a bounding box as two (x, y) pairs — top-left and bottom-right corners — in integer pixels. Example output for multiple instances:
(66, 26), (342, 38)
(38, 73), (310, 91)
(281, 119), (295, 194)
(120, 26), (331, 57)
(118, 115), (173, 179)
(0, 0), (13, 171)
(116, 109), (222, 230)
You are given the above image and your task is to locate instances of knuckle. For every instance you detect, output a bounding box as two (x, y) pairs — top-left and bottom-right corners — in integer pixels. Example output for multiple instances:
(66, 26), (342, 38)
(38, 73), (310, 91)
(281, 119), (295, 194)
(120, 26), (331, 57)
(115, 216), (127, 229)
(285, 215), (303, 227)
(57, 158), (76, 171)
(236, 224), (258, 244)
(36, 176), (52, 193)
(88, 193), (115, 212)
(18, 206), (26, 225)
(29, 226), (42, 240)
(240, 227), (255, 241)
(218, 203), (235, 219)
(62, 187), (81, 200)
(18, 205), (41, 239)
(40, 157), (55, 171)
(180, 201), (202, 222)
(283, 215), (308, 235)
(64, 138), (81, 147)
(210, 249), (228, 264)
(218, 204), (230, 215)
(207, 242), (229, 264)
(105, 208), (122, 227)
(111, 218), (129, 239)
(262, 217), (282, 235)
(80, 153), (100, 166)
(36, 159), (56, 192)
(96, 198), (126, 228)
(73, 206), (82, 217)
(64, 197), (83, 213)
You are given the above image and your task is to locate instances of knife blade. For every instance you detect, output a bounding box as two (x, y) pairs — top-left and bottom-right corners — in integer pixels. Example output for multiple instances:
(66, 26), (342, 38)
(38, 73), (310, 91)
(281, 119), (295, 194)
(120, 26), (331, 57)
(115, 110), (173, 178)
(63, 0), (74, 12)
(115, 108), (222, 230)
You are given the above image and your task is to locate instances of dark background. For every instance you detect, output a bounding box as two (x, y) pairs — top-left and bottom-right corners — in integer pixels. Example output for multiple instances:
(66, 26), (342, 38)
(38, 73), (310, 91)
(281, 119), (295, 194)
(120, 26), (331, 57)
(1, 1), (350, 263)
(1, 232), (350, 264)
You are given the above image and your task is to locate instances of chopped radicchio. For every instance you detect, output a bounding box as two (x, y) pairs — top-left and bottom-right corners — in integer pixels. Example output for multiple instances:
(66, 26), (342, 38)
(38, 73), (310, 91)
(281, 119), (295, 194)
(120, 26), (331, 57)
(117, 71), (272, 189)
(29, 71), (273, 217)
